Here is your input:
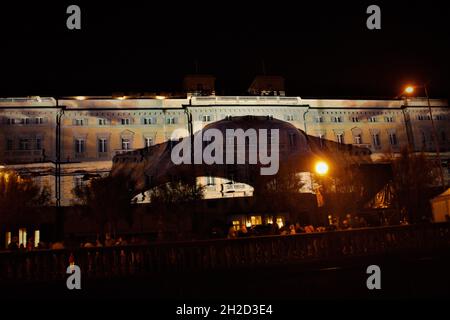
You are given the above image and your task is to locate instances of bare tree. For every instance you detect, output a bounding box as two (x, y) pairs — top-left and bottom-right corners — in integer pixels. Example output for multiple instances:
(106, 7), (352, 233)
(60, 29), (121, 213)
(0, 170), (51, 226)
(146, 180), (204, 240)
(319, 152), (367, 218)
(73, 174), (135, 234)
(388, 148), (439, 223)
(252, 160), (306, 214)
(148, 180), (204, 208)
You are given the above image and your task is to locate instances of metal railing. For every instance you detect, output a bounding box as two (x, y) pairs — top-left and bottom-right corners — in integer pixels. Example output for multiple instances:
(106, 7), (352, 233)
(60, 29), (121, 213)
(1, 223), (449, 282)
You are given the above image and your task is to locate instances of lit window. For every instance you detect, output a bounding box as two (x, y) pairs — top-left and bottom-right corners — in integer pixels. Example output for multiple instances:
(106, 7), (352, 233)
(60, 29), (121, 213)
(143, 117), (156, 125)
(389, 133), (398, 145)
(5, 232), (11, 247)
(232, 220), (240, 231)
(98, 138), (107, 153)
(145, 137), (153, 148)
(276, 217), (284, 229)
(74, 176), (84, 188)
(373, 133), (381, 147)
(19, 228), (27, 248)
(332, 116), (342, 123)
(250, 216), (262, 226)
(336, 133), (344, 144)
(34, 230), (40, 248)
(75, 139), (85, 153)
(122, 138), (131, 150)
(166, 117), (176, 124)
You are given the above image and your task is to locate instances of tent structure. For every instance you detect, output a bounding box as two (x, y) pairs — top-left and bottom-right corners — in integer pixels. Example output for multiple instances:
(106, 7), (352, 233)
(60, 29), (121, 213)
(365, 182), (394, 209)
(430, 188), (450, 222)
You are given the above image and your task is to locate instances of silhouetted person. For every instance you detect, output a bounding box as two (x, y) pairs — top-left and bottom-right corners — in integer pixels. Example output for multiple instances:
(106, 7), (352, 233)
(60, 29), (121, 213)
(295, 223), (304, 234)
(270, 222), (279, 235)
(238, 225), (248, 237)
(104, 233), (115, 247)
(8, 237), (19, 251)
(26, 238), (34, 251)
(227, 226), (237, 239)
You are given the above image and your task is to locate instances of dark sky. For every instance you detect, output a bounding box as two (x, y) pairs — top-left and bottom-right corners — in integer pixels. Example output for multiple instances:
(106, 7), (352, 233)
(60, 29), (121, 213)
(1, 1), (449, 98)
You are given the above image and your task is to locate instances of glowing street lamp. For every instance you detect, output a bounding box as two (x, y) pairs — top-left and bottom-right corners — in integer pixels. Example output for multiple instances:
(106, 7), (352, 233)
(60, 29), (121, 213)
(315, 161), (329, 176)
(403, 84), (445, 187)
(404, 86), (414, 94)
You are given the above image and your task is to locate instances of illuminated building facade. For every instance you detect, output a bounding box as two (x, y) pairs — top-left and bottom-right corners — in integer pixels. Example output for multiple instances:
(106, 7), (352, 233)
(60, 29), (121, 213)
(0, 95), (449, 206)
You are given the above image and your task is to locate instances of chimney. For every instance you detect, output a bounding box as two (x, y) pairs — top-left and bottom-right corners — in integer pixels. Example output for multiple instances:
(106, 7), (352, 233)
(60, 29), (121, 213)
(183, 75), (216, 97)
(248, 75), (285, 96)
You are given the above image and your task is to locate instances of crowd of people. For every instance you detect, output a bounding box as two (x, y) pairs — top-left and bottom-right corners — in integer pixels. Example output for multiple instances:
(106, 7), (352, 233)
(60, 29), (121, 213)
(3, 213), (412, 251)
(5, 233), (151, 252)
(226, 214), (371, 239)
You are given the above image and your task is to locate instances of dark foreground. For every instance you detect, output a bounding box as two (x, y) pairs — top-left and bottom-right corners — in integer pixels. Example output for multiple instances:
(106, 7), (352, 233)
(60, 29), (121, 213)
(3, 250), (450, 300)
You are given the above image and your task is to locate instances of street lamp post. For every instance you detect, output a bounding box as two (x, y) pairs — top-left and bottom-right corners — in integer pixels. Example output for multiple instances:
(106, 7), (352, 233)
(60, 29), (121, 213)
(313, 160), (329, 225)
(404, 85), (445, 188)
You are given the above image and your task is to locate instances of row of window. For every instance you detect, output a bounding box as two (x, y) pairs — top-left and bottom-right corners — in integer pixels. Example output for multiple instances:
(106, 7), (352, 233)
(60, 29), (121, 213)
(73, 117), (178, 126)
(315, 116), (396, 123)
(74, 137), (154, 153)
(3, 112), (447, 127)
(317, 132), (398, 148)
(417, 114), (448, 121)
(6, 138), (42, 151)
(4, 117), (45, 125)
(4, 115), (294, 127)
(420, 131), (447, 144)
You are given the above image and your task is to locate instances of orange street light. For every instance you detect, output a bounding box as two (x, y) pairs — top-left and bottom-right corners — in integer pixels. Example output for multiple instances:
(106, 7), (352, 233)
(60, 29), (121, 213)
(402, 83), (445, 188)
(404, 86), (414, 94)
(315, 161), (329, 176)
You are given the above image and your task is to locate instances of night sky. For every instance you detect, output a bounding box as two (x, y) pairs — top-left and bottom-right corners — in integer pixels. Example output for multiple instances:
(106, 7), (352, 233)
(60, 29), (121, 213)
(1, 1), (449, 98)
